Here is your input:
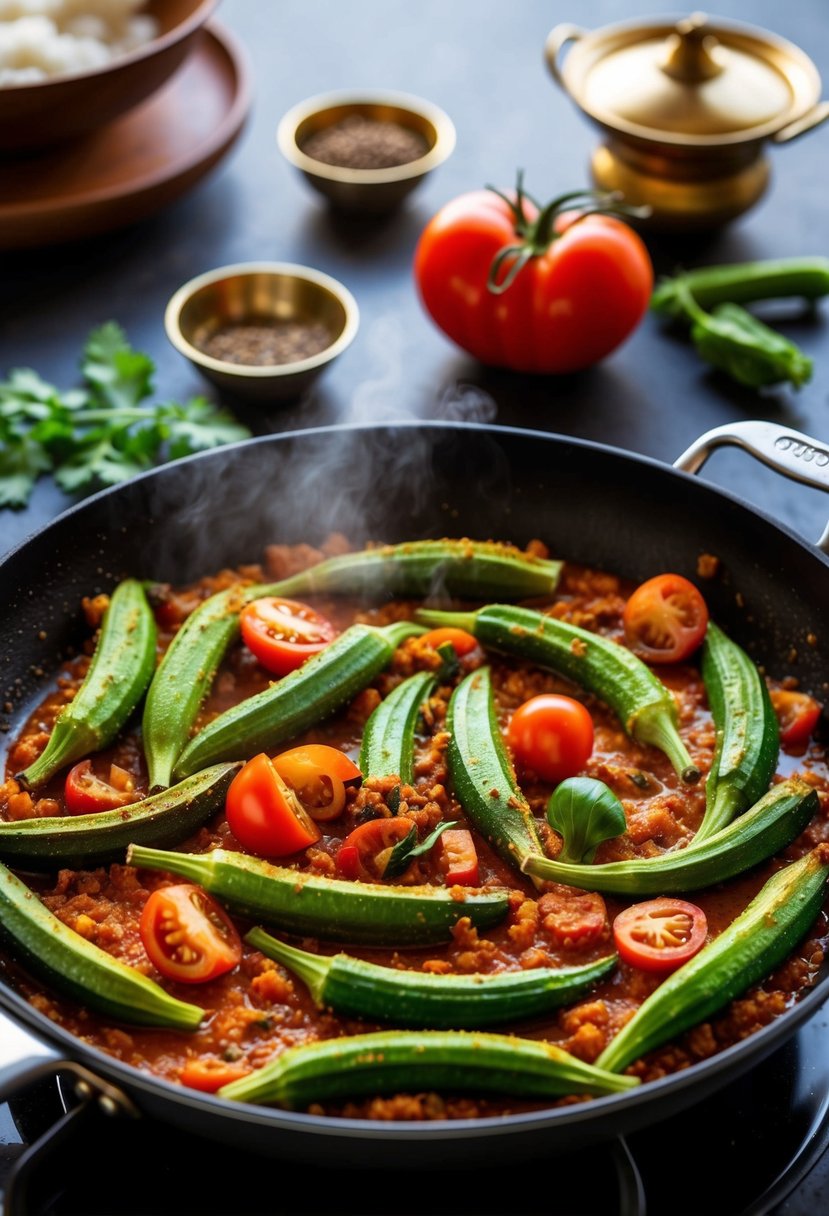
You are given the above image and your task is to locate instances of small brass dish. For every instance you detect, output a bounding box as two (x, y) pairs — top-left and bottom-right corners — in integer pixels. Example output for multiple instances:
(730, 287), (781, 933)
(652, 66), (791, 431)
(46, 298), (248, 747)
(164, 262), (359, 402)
(277, 89), (456, 213)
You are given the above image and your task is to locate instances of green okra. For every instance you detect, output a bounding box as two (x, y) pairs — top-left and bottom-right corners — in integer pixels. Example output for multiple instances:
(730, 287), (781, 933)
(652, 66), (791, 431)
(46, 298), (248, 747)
(359, 670), (436, 784)
(127, 844), (510, 946)
(246, 926), (617, 1028)
(650, 257), (829, 318)
(20, 579), (156, 788)
(0, 858), (203, 1030)
(218, 1028), (640, 1107)
(173, 621), (424, 780)
(522, 778), (817, 895)
(446, 666), (545, 876)
(143, 539), (561, 789)
(0, 762), (239, 870)
(418, 605), (700, 785)
(695, 622), (779, 845)
(596, 845), (829, 1073)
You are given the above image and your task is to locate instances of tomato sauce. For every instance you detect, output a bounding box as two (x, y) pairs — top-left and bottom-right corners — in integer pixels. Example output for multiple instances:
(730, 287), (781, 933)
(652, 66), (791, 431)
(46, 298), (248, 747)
(1, 537), (827, 1120)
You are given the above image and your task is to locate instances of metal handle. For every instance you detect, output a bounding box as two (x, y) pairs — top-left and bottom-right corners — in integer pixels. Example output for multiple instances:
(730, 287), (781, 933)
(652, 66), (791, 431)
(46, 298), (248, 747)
(673, 420), (829, 553)
(544, 23), (584, 89)
(773, 100), (829, 144)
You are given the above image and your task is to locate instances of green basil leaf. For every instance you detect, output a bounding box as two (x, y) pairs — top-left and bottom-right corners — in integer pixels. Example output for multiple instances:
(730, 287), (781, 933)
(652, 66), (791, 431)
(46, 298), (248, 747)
(546, 777), (626, 865)
(383, 820), (457, 879)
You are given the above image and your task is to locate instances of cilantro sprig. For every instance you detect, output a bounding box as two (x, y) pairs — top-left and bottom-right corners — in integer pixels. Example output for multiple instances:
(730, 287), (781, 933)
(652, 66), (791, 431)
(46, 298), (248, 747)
(0, 322), (251, 509)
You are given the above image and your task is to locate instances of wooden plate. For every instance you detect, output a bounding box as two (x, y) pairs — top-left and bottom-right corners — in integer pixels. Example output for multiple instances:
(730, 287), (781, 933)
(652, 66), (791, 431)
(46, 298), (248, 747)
(0, 22), (251, 250)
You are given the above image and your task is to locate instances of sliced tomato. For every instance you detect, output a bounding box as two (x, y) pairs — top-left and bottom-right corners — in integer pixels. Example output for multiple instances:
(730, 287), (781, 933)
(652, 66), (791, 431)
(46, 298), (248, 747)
(337, 817), (417, 882)
(64, 760), (139, 815)
(272, 744), (362, 823)
(420, 627), (479, 656)
(770, 689), (822, 747)
(623, 574), (709, 664)
(507, 694), (594, 785)
(225, 752), (322, 856)
(613, 897), (708, 973)
(179, 1058), (250, 1093)
(437, 828), (479, 886)
(538, 887), (608, 950)
(139, 883), (242, 984)
(239, 597), (337, 676)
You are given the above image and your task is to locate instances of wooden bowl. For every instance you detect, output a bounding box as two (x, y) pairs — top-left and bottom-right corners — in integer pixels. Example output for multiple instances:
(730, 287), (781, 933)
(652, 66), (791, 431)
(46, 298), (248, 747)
(0, 0), (218, 153)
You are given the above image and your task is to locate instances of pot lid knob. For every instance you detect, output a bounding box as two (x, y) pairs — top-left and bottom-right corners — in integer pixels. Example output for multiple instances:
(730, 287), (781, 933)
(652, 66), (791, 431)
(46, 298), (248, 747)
(660, 12), (723, 84)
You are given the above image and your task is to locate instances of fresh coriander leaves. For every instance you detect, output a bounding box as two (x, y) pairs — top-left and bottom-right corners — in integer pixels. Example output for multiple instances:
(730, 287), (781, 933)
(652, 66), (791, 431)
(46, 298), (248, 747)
(0, 322), (251, 509)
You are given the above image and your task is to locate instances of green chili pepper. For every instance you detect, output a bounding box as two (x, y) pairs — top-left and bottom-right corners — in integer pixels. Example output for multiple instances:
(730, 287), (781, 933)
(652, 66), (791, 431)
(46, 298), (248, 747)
(127, 844), (510, 946)
(246, 926), (617, 1029)
(596, 844), (829, 1074)
(0, 763), (239, 871)
(650, 257), (829, 318)
(359, 670), (436, 784)
(522, 778), (817, 895)
(218, 1028), (640, 1107)
(417, 605), (700, 785)
(546, 777), (627, 864)
(0, 858), (203, 1030)
(143, 540), (561, 789)
(694, 622), (779, 845)
(686, 300), (812, 389)
(172, 621), (423, 780)
(447, 666), (545, 877)
(20, 579), (156, 788)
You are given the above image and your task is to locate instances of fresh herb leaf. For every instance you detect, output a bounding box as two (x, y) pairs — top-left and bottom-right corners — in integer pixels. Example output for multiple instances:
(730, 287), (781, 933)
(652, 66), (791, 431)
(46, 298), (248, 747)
(546, 777), (626, 865)
(81, 322), (155, 410)
(384, 820), (457, 879)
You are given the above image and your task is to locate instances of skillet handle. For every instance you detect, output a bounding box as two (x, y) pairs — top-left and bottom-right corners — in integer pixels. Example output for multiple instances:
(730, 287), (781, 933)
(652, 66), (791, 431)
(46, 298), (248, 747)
(673, 420), (829, 555)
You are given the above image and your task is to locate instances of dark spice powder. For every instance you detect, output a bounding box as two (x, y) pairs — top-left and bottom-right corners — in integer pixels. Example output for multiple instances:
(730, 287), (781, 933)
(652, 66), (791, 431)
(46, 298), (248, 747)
(302, 115), (430, 170)
(196, 319), (333, 367)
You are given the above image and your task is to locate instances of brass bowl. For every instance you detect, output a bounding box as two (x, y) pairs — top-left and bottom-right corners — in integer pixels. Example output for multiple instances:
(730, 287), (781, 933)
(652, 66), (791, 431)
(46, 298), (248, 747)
(277, 89), (456, 213)
(164, 262), (360, 402)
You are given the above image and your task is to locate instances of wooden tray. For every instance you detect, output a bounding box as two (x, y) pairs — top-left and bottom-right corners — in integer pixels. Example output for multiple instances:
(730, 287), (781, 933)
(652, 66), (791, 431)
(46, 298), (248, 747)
(0, 22), (251, 250)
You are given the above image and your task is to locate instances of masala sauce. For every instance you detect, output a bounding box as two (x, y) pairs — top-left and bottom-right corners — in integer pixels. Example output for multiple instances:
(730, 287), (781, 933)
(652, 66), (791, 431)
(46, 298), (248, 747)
(1, 538), (827, 1120)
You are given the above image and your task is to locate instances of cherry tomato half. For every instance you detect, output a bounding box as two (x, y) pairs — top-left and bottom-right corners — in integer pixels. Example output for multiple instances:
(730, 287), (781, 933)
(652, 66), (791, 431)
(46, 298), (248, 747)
(437, 828), (480, 886)
(225, 752), (321, 856)
(770, 689), (822, 747)
(337, 817), (417, 882)
(507, 694), (594, 785)
(272, 744), (362, 823)
(239, 597), (337, 676)
(64, 760), (139, 815)
(420, 627), (479, 656)
(139, 883), (242, 984)
(613, 897), (708, 974)
(623, 574), (709, 664)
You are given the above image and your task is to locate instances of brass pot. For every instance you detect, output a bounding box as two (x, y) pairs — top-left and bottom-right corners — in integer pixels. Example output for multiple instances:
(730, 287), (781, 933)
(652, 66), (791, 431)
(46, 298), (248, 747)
(545, 11), (829, 230)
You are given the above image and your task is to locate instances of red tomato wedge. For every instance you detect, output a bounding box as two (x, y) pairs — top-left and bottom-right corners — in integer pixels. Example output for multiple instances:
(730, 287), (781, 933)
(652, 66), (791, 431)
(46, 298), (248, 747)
(64, 760), (139, 815)
(769, 689), (822, 747)
(507, 694), (594, 785)
(420, 627), (479, 656)
(225, 752), (322, 856)
(613, 898), (708, 974)
(139, 884), (242, 984)
(239, 597), (337, 676)
(337, 817), (417, 882)
(272, 744), (362, 823)
(179, 1058), (251, 1093)
(437, 828), (479, 886)
(623, 574), (709, 664)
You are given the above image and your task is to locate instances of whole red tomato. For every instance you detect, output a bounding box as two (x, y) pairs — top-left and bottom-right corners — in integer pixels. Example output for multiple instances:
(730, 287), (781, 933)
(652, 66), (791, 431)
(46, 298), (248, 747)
(413, 180), (653, 374)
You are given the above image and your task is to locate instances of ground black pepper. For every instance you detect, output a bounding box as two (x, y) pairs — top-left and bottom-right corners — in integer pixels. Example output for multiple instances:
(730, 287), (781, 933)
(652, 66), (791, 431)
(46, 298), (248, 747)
(301, 115), (429, 170)
(196, 319), (333, 367)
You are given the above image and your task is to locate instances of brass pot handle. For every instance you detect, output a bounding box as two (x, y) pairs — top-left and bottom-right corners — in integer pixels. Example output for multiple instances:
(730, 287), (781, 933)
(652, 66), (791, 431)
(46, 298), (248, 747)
(772, 100), (829, 144)
(544, 23), (585, 90)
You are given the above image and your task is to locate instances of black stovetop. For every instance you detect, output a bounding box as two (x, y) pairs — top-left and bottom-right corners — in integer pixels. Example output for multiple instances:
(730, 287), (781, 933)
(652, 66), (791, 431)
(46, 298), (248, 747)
(2, 1001), (828, 1216)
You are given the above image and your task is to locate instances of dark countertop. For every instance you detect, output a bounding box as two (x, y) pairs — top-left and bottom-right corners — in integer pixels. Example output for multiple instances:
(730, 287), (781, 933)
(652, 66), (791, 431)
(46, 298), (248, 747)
(0, 2), (828, 1213)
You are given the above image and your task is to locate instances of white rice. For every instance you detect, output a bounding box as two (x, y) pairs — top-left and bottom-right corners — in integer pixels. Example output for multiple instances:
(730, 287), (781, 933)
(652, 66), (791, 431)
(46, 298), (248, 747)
(0, 0), (159, 84)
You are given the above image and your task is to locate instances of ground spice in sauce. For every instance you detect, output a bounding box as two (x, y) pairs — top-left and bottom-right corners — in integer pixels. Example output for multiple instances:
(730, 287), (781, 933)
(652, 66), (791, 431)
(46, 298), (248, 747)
(302, 115), (430, 170)
(196, 320), (333, 367)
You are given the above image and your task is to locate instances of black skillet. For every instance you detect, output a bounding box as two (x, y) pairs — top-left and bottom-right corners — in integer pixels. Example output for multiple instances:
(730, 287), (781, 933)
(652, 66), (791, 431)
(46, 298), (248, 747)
(0, 419), (827, 1171)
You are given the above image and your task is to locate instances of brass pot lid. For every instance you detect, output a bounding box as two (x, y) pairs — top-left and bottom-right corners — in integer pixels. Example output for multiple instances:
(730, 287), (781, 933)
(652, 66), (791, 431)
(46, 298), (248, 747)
(558, 12), (822, 145)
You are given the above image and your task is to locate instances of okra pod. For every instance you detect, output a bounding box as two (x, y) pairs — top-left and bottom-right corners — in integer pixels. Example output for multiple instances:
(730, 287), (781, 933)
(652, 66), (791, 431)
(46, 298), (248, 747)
(418, 605), (700, 785)
(246, 926), (617, 1028)
(144, 540), (560, 789)
(596, 844), (829, 1074)
(650, 257), (829, 319)
(218, 1028), (640, 1107)
(0, 762), (239, 870)
(359, 671), (435, 784)
(695, 622), (779, 844)
(447, 667), (545, 876)
(20, 579), (156, 788)
(522, 778), (817, 895)
(0, 858), (203, 1030)
(173, 621), (423, 780)
(127, 844), (510, 946)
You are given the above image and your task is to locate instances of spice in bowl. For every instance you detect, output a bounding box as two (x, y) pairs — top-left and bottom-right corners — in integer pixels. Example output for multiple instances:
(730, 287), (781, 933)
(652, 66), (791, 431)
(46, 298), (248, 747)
(195, 318), (333, 367)
(301, 114), (430, 170)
